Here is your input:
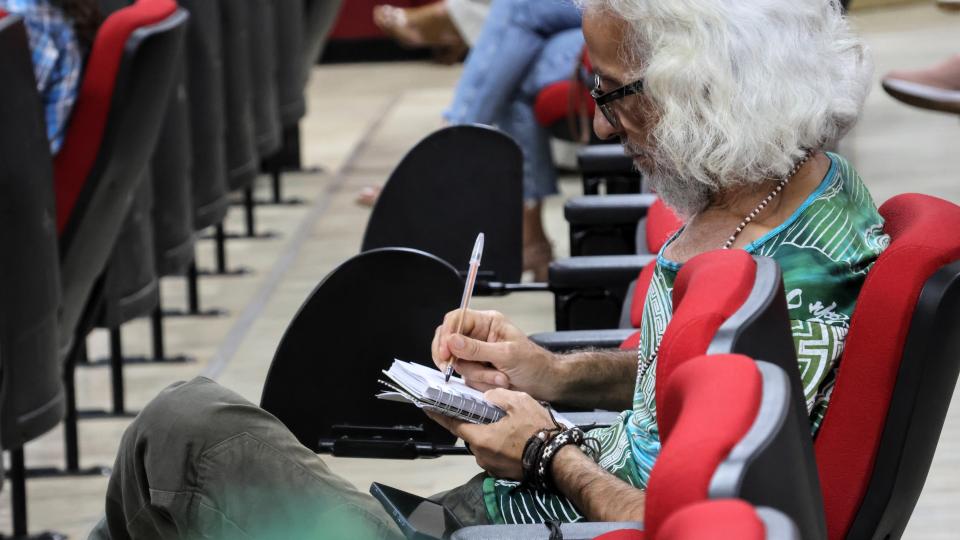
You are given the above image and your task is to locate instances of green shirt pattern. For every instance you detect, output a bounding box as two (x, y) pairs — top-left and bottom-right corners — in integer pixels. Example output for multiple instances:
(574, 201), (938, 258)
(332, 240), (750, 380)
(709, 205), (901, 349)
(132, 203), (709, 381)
(483, 153), (888, 524)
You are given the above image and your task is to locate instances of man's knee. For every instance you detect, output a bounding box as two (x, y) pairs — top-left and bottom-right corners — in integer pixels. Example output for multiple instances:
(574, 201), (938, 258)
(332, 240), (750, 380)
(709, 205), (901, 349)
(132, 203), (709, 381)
(132, 376), (259, 450)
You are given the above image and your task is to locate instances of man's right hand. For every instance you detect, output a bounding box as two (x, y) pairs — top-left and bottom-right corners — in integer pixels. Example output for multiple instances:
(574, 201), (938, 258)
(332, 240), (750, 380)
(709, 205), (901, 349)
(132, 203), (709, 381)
(431, 309), (560, 401)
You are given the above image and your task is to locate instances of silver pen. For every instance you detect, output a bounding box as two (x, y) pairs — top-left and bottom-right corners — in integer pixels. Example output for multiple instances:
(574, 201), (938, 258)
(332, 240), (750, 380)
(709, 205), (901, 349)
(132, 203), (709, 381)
(444, 233), (485, 383)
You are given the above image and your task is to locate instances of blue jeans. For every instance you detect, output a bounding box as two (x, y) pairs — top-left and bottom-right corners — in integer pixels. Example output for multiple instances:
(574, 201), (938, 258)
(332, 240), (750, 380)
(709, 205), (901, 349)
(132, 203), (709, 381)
(444, 0), (583, 202)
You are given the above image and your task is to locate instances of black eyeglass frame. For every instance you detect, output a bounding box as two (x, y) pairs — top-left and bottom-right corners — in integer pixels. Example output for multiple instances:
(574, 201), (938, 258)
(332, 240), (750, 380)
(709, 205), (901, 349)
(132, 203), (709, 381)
(590, 73), (644, 128)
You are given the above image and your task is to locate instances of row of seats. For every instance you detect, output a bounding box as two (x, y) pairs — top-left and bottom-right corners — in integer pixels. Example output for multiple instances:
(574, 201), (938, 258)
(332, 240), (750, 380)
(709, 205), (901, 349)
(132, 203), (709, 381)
(258, 161), (960, 538)
(0, 0), (335, 536)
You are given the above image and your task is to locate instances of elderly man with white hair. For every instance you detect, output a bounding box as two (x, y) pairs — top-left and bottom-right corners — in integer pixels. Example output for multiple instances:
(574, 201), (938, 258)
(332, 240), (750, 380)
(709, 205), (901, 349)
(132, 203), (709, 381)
(90, 1), (886, 539)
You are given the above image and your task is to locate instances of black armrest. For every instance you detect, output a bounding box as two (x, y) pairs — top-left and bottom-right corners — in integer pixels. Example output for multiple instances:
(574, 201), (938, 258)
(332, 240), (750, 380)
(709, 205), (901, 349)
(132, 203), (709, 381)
(558, 410), (621, 429)
(453, 522), (643, 540)
(549, 254), (654, 290)
(530, 329), (636, 353)
(577, 145), (635, 176)
(565, 193), (657, 226)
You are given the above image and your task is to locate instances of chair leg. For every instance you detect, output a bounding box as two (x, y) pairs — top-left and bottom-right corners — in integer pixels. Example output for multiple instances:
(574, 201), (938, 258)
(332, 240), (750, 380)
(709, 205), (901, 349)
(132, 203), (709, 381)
(11, 448), (28, 536)
(272, 169), (282, 204)
(216, 223), (228, 274)
(109, 326), (125, 415)
(186, 260), (200, 313)
(151, 303), (165, 361)
(244, 186), (256, 238)
(64, 343), (81, 472)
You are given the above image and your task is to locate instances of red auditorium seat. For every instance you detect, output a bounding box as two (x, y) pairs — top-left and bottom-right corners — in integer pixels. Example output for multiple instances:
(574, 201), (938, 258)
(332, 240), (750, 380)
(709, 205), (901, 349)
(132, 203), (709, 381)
(52, 0), (187, 474)
(596, 499), (800, 540)
(813, 194), (960, 539)
(450, 354), (817, 540)
(534, 48), (595, 141)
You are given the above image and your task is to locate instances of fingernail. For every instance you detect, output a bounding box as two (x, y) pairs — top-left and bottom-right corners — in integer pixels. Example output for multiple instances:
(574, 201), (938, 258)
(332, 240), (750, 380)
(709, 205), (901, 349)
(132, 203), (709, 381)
(494, 374), (507, 387)
(451, 335), (465, 350)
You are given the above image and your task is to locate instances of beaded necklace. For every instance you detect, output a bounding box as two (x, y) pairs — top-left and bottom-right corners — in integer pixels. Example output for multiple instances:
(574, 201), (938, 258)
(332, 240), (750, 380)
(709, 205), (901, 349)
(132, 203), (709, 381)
(636, 151), (814, 381)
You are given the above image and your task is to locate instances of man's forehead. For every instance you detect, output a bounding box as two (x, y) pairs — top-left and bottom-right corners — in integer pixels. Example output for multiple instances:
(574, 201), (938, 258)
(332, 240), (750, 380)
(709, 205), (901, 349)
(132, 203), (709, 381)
(582, 9), (632, 83)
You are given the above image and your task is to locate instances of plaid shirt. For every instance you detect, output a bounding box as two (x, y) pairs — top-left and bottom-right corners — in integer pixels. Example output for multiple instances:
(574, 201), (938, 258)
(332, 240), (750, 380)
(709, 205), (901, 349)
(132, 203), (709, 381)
(0, 0), (82, 154)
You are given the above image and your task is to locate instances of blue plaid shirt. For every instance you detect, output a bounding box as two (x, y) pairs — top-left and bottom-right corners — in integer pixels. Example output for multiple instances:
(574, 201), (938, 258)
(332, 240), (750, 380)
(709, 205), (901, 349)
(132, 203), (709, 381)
(0, 0), (82, 154)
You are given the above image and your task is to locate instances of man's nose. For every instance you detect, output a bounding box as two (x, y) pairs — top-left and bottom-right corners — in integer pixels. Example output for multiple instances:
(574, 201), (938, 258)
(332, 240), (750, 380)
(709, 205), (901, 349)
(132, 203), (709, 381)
(593, 109), (618, 140)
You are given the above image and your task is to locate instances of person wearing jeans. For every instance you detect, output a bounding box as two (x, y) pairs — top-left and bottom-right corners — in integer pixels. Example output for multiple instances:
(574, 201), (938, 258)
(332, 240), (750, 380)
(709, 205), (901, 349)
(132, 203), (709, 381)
(444, 0), (584, 280)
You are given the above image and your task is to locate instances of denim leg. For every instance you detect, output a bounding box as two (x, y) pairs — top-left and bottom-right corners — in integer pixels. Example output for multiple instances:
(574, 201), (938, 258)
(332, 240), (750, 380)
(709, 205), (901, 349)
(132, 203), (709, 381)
(495, 28), (585, 201)
(444, 0), (582, 124)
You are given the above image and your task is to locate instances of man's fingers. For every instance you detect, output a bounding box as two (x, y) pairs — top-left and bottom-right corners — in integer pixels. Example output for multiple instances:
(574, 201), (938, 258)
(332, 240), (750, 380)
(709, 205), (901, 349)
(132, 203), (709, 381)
(455, 360), (509, 388)
(448, 334), (511, 365)
(425, 410), (484, 443)
(483, 387), (525, 410)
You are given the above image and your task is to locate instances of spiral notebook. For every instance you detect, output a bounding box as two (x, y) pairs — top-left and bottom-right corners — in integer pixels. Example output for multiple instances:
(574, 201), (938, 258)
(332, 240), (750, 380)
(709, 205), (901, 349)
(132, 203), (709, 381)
(377, 359), (506, 424)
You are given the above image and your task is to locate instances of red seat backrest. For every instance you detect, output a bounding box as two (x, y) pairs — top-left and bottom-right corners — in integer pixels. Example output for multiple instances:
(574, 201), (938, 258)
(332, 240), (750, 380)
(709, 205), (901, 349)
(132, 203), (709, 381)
(533, 47), (595, 128)
(645, 199), (683, 254)
(621, 250), (755, 351)
(814, 194), (960, 539)
(52, 0), (177, 234)
(646, 355), (763, 537)
(657, 500), (766, 540)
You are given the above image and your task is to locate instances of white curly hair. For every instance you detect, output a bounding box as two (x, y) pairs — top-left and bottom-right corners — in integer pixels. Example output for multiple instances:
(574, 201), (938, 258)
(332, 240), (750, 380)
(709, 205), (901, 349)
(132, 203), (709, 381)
(578, 0), (873, 216)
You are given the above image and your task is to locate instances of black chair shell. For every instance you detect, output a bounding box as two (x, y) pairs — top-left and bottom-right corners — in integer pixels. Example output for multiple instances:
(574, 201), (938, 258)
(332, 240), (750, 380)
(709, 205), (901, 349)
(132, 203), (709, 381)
(261, 248), (463, 453)
(151, 65), (196, 275)
(180, 0), (229, 230)
(273, 0), (305, 127)
(248, 0), (282, 158)
(59, 9), (188, 354)
(0, 14), (65, 449)
(362, 125), (523, 283)
(219, 0), (258, 191)
(98, 176), (160, 328)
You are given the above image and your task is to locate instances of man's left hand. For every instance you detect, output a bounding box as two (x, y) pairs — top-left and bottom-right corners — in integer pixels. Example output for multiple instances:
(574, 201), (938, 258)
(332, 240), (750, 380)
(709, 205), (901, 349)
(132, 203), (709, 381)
(427, 388), (556, 480)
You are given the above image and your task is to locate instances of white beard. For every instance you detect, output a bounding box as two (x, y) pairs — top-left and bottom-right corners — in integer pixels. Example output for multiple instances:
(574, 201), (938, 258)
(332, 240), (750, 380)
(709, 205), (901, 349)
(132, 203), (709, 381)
(623, 140), (712, 220)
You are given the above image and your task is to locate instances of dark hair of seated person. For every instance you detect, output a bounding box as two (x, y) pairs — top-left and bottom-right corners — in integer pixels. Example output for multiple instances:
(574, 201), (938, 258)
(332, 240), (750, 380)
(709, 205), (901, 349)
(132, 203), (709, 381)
(53, 0), (102, 50)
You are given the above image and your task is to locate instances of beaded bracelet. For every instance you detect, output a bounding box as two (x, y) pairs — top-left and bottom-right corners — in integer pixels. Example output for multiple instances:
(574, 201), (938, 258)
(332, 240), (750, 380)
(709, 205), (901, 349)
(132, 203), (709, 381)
(521, 428), (560, 487)
(534, 427), (587, 491)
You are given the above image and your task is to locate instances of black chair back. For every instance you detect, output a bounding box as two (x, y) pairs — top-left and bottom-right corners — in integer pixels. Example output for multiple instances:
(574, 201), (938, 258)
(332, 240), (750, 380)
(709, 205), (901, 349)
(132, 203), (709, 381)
(261, 248), (463, 456)
(709, 361), (826, 540)
(362, 125), (523, 284)
(98, 176), (159, 327)
(248, 0), (281, 157)
(58, 7), (188, 353)
(0, 14), (65, 448)
(151, 62), (195, 274)
(180, 0), (229, 230)
(220, 0), (258, 191)
(274, 0), (305, 127)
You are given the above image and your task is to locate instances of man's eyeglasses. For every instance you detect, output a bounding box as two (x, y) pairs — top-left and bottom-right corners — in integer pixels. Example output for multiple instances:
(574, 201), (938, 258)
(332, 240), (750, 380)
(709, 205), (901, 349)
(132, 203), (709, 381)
(590, 73), (644, 129)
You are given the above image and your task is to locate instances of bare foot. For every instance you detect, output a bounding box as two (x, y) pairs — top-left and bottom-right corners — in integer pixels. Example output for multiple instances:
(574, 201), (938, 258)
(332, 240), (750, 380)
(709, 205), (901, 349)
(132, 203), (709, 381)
(373, 3), (466, 50)
(356, 185), (382, 208)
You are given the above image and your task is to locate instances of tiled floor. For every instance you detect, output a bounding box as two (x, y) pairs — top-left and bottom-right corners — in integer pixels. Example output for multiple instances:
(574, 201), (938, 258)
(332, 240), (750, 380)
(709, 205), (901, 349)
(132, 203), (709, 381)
(1, 3), (958, 538)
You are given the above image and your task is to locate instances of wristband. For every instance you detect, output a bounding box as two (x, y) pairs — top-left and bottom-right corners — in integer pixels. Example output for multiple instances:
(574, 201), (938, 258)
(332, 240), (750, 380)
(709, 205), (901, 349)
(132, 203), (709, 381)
(521, 428), (559, 487)
(535, 427), (586, 492)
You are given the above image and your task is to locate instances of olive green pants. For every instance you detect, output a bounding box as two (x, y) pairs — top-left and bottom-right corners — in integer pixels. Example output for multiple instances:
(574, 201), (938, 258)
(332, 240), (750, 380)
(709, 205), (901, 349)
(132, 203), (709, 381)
(88, 377), (489, 540)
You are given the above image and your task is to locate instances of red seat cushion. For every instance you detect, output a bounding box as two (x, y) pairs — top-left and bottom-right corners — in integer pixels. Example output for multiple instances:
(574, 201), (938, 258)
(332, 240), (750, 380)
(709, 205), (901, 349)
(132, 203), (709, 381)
(814, 194), (960, 539)
(655, 250), (756, 401)
(594, 529), (644, 540)
(645, 199), (683, 254)
(645, 355), (762, 537)
(533, 79), (595, 129)
(657, 500), (766, 540)
(52, 0), (177, 234)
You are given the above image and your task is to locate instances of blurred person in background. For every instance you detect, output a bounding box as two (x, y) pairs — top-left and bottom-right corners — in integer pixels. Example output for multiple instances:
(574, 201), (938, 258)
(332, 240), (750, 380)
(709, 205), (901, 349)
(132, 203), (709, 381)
(0, 0), (101, 154)
(442, 0), (583, 281)
(373, 0), (490, 63)
(880, 0), (959, 114)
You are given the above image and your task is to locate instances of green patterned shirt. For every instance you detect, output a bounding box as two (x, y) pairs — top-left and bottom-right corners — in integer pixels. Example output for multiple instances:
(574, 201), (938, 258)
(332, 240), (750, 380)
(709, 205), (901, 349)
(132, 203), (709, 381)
(483, 153), (888, 524)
